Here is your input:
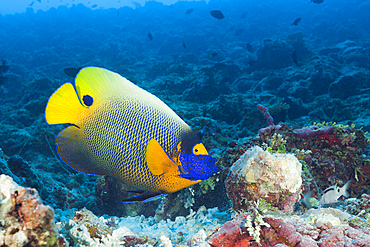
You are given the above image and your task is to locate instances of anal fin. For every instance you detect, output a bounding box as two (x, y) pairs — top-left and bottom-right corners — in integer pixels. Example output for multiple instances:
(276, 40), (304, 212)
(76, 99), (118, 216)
(120, 192), (167, 203)
(56, 126), (106, 175)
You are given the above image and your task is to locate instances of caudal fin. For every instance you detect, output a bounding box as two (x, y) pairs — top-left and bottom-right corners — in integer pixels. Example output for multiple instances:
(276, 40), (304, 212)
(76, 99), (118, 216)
(341, 180), (351, 197)
(45, 82), (84, 125)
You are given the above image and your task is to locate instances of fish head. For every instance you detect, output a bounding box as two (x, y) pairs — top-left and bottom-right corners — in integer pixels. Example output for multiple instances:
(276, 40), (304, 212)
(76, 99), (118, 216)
(176, 132), (219, 181)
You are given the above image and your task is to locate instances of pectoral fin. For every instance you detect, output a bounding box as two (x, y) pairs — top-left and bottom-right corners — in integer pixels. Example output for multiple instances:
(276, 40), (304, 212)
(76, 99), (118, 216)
(146, 139), (178, 176)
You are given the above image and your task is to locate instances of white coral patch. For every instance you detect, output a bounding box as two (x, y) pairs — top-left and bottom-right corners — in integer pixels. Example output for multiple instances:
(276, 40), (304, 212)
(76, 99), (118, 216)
(229, 146), (302, 194)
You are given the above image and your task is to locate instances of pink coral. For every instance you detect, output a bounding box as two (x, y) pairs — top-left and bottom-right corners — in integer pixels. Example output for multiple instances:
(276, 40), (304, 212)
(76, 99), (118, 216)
(208, 221), (252, 247)
(257, 104), (274, 126)
(293, 126), (334, 140)
(208, 214), (370, 247)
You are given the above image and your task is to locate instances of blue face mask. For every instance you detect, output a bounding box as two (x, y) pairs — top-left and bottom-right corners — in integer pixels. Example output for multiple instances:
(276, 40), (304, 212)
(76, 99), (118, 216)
(178, 143), (219, 181)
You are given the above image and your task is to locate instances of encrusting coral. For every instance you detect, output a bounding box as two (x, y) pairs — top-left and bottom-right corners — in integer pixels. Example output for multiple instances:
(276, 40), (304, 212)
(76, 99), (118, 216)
(225, 146), (302, 213)
(0, 174), (67, 247)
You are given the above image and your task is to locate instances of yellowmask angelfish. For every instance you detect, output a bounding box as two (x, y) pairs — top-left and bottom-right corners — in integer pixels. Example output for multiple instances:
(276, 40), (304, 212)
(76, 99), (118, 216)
(45, 67), (219, 202)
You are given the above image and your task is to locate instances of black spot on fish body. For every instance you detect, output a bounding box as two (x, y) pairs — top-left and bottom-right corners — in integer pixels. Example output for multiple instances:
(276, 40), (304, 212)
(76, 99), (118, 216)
(210, 10), (224, 20)
(292, 18), (301, 26)
(83, 95), (93, 106)
(147, 31), (153, 41)
(323, 187), (335, 193)
(91, 4), (97, 8)
(63, 67), (83, 78)
(292, 50), (299, 67)
(185, 8), (194, 14)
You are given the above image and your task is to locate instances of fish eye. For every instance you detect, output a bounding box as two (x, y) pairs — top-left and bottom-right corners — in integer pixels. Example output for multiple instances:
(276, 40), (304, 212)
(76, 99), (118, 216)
(83, 95), (93, 106)
(192, 143), (208, 155)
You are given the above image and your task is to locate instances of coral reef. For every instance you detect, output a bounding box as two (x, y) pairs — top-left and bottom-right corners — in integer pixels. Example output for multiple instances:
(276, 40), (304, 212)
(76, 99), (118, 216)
(225, 146), (302, 213)
(249, 39), (294, 71)
(208, 208), (370, 246)
(255, 123), (370, 195)
(1, 1), (370, 245)
(0, 174), (66, 247)
(54, 205), (229, 246)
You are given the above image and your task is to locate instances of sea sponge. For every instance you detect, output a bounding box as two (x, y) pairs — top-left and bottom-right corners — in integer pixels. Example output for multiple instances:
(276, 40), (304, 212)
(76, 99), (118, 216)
(225, 146), (302, 213)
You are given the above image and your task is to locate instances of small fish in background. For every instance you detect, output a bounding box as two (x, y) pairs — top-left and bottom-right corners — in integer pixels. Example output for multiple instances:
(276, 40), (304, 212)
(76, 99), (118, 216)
(246, 43), (253, 53)
(291, 17), (301, 26)
(210, 10), (224, 20)
(0, 59), (9, 73)
(292, 50), (299, 67)
(63, 67), (83, 78)
(29, 1), (34, 6)
(185, 8), (194, 14)
(311, 0), (324, 4)
(302, 191), (315, 209)
(0, 76), (8, 85)
(91, 4), (97, 8)
(182, 42), (186, 49)
(210, 52), (218, 57)
(319, 181), (351, 206)
(147, 31), (153, 41)
(45, 67), (219, 202)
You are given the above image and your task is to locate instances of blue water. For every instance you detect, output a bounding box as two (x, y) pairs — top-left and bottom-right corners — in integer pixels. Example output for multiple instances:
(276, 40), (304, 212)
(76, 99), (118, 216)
(0, 0), (370, 217)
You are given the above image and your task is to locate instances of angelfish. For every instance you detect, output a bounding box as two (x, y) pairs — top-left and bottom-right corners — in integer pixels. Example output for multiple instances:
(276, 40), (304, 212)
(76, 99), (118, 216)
(319, 180), (351, 205)
(45, 67), (219, 202)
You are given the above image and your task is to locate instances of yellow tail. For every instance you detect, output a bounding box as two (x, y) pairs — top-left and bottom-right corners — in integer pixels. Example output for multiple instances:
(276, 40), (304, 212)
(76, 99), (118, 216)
(45, 82), (85, 125)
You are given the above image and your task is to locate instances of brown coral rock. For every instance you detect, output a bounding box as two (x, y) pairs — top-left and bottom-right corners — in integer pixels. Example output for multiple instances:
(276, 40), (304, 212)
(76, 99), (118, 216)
(0, 174), (66, 247)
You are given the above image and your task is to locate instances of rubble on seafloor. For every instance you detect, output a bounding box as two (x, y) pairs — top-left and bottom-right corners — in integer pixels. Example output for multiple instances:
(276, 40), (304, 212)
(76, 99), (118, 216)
(1, 139), (370, 246)
(1, 173), (370, 246)
(1, 116), (370, 246)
